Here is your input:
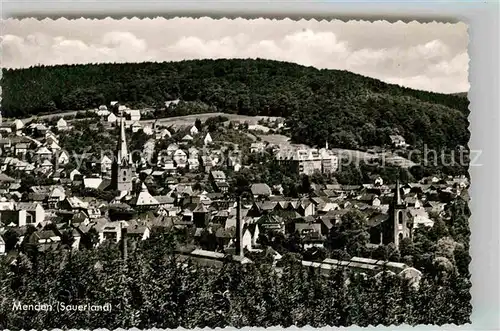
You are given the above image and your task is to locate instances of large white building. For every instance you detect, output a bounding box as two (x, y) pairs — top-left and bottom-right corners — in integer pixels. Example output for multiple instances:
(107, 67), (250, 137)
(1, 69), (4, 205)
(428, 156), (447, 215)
(275, 146), (339, 176)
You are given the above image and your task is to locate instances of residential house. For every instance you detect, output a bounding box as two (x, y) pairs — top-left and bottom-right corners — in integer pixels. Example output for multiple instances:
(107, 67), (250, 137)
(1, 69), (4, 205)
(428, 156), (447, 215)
(227, 156), (242, 172)
(166, 144), (179, 156)
(156, 128), (171, 140)
(0, 123), (13, 134)
(389, 135), (408, 148)
(242, 223), (260, 250)
(35, 146), (53, 161)
(165, 99), (180, 108)
(250, 142), (266, 153)
(16, 202), (45, 225)
(107, 113), (117, 124)
(56, 118), (69, 131)
(210, 170), (226, 183)
(182, 134), (193, 142)
(129, 184), (160, 210)
(55, 150), (70, 166)
(125, 109), (141, 122)
(99, 155), (113, 174)
(99, 222), (123, 244)
(125, 220), (151, 241)
(190, 125), (199, 136)
(188, 158), (200, 170)
(29, 230), (61, 252)
(173, 149), (188, 168)
(12, 120), (24, 135)
(131, 121), (142, 133)
(204, 132), (213, 145)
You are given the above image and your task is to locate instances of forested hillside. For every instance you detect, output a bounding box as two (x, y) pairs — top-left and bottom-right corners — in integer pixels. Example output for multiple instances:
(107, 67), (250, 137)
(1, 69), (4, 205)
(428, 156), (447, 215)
(1, 59), (469, 148)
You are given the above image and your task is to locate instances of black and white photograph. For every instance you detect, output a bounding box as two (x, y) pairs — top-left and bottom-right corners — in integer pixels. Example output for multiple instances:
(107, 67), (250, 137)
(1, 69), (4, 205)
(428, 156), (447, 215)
(0, 17), (471, 329)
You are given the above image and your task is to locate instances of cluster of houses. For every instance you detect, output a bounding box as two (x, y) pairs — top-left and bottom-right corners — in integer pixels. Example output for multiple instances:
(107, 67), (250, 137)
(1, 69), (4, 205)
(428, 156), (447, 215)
(0, 103), (467, 285)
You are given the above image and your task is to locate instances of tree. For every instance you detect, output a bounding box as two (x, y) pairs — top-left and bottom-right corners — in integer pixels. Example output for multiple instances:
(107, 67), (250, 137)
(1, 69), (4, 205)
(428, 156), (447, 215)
(194, 118), (202, 131)
(2, 229), (19, 251)
(300, 175), (312, 194)
(328, 210), (370, 257)
(60, 230), (75, 249)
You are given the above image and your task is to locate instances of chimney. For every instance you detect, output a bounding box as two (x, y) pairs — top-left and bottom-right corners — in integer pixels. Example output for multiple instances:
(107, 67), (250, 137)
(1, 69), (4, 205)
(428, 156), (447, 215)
(235, 195), (244, 257)
(121, 224), (128, 261)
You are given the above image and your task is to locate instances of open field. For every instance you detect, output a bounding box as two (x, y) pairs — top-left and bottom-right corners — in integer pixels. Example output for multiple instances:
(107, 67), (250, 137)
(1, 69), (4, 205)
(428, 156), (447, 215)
(12, 110), (284, 127)
(257, 134), (292, 146)
(140, 113), (284, 128)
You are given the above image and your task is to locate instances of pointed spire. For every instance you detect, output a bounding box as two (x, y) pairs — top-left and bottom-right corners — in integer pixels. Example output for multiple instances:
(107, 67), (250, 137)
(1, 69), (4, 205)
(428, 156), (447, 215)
(395, 179), (403, 205)
(325, 140), (329, 150)
(117, 113), (130, 164)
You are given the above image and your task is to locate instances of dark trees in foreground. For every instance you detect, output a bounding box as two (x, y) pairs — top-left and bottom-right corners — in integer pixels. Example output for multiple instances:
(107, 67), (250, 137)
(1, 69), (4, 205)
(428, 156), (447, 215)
(0, 222), (471, 330)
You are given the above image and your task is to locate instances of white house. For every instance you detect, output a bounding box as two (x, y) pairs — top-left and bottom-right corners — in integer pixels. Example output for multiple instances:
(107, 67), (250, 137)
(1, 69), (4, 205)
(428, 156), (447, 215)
(173, 149), (188, 167)
(126, 109), (141, 122)
(16, 202), (45, 225)
(204, 132), (213, 145)
(166, 144), (178, 156)
(56, 118), (68, 131)
(56, 150), (70, 165)
(35, 146), (53, 160)
(100, 155), (113, 174)
(190, 125), (199, 136)
(107, 113), (117, 123)
(389, 135), (408, 148)
(242, 224), (260, 250)
(156, 128), (171, 140)
(13, 119), (24, 132)
(188, 158), (199, 170)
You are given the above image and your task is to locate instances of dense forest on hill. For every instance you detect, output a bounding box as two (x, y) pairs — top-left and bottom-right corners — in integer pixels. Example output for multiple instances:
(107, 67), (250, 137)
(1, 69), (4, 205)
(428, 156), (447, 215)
(1, 59), (469, 149)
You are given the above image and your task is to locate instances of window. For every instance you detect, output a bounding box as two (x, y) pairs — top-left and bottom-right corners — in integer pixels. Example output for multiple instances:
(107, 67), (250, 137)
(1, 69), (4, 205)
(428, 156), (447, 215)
(398, 233), (404, 242)
(123, 170), (127, 176)
(398, 210), (404, 224)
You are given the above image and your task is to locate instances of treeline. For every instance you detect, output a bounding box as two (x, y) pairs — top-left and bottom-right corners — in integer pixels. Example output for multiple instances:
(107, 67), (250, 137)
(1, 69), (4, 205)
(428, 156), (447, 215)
(0, 197), (472, 329)
(2, 59), (469, 149)
(0, 234), (470, 330)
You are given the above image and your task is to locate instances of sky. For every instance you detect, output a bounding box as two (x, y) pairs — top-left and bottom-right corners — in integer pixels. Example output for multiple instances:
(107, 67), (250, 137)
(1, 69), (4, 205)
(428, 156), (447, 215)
(1, 17), (469, 94)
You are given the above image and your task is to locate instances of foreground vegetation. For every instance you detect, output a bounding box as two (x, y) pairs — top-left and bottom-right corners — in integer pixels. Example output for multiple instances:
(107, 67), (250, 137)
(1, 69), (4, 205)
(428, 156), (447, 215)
(0, 197), (471, 329)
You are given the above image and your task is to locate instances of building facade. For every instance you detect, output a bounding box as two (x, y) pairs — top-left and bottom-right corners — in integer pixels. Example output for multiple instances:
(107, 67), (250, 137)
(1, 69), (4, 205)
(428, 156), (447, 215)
(275, 146), (339, 176)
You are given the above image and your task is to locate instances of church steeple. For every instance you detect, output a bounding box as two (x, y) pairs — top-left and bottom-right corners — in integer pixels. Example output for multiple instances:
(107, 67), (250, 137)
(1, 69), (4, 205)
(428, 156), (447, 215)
(325, 140), (329, 150)
(395, 179), (403, 205)
(392, 179), (410, 247)
(110, 111), (134, 193)
(117, 113), (130, 165)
